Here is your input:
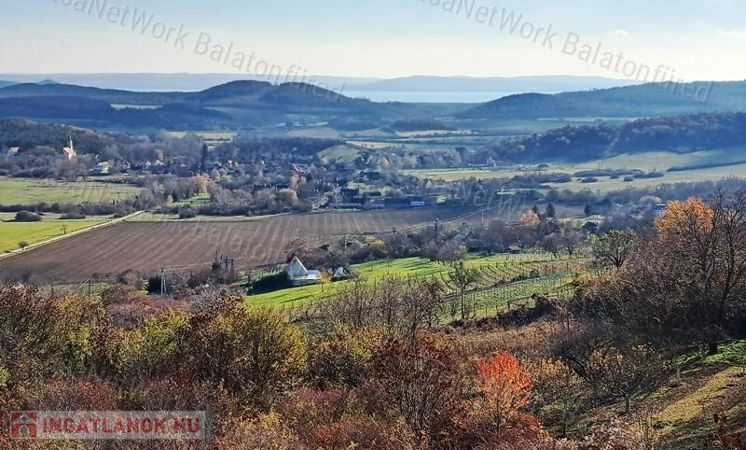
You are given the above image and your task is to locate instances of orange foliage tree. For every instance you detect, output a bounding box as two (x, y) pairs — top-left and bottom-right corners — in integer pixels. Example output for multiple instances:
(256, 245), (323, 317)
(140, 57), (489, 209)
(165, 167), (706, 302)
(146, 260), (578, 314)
(460, 352), (546, 448)
(475, 353), (533, 430)
(655, 197), (714, 237)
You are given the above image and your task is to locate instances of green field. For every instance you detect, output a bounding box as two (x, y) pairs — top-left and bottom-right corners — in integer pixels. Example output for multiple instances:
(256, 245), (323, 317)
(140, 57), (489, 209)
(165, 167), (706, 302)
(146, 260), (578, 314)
(404, 150), (746, 192)
(246, 253), (575, 309)
(0, 178), (141, 205)
(0, 215), (110, 254)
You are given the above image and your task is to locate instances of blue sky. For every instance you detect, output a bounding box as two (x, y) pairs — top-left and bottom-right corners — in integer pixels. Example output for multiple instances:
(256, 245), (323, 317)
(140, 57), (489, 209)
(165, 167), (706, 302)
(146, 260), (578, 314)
(1, 0), (744, 80)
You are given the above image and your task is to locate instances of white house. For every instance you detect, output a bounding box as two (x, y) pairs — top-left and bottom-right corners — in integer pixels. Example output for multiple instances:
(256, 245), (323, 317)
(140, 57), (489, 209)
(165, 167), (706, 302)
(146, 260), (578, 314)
(91, 161), (112, 175)
(287, 257), (322, 286)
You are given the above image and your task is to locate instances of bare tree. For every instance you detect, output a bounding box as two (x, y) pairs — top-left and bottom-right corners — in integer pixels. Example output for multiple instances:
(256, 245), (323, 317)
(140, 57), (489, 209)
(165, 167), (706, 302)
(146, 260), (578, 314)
(590, 230), (636, 270)
(586, 345), (668, 414)
(442, 261), (481, 321)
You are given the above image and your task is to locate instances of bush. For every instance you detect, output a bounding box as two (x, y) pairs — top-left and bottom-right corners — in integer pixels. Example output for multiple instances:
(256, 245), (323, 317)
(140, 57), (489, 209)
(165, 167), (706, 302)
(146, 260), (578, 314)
(15, 210), (41, 222)
(113, 309), (190, 382)
(250, 271), (292, 294)
(190, 307), (306, 405)
(178, 207), (197, 219)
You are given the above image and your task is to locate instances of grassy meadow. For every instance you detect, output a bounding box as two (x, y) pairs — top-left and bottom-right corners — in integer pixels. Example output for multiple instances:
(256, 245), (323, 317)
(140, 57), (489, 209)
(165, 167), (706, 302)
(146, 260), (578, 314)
(0, 213), (111, 254)
(0, 177), (140, 205)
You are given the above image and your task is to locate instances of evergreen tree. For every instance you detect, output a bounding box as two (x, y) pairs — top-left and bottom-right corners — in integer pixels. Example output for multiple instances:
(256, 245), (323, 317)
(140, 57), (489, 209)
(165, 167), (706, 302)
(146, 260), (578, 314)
(545, 202), (556, 219)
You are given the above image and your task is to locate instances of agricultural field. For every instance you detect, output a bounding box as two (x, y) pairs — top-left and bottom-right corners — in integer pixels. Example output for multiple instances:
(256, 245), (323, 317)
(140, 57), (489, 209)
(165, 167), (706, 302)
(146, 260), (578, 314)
(166, 130), (237, 146)
(0, 213), (110, 254)
(0, 177), (141, 205)
(405, 149), (746, 192)
(248, 253), (581, 309)
(0, 206), (521, 282)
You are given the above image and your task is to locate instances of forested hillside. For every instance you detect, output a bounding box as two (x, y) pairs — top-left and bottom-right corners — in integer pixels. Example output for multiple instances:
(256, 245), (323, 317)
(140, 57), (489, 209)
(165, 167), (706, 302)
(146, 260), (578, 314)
(461, 82), (746, 119)
(485, 112), (746, 162)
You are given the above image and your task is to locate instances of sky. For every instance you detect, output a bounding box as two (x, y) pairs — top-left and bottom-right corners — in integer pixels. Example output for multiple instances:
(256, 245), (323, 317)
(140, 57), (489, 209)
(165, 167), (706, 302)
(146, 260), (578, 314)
(1, 0), (745, 81)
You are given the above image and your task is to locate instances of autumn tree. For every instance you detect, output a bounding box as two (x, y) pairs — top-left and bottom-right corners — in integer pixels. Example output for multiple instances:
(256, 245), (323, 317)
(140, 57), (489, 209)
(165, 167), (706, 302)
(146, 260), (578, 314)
(529, 358), (586, 437)
(307, 325), (381, 389)
(585, 191), (746, 353)
(0, 285), (104, 378)
(190, 174), (211, 195)
(462, 352), (545, 447)
(650, 192), (746, 352)
(190, 306), (306, 408)
(521, 209), (541, 228)
(475, 353), (533, 431)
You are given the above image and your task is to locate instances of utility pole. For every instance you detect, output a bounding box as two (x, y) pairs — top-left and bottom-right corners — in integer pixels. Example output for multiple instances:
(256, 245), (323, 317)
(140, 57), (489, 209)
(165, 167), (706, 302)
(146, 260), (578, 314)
(160, 266), (167, 296)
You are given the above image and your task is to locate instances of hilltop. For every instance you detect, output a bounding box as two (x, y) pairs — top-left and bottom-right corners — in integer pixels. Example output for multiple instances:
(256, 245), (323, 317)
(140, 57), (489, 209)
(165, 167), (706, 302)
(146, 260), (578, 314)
(460, 81), (746, 119)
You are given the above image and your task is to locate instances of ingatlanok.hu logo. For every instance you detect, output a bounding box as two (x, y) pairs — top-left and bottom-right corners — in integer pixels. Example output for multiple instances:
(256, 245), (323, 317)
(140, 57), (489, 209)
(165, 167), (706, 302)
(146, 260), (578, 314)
(10, 411), (207, 440)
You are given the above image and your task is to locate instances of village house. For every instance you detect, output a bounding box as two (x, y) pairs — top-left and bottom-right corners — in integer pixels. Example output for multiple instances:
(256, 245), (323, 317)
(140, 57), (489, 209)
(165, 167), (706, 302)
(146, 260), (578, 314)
(90, 161), (112, 176)
(286, 257), (322, 286)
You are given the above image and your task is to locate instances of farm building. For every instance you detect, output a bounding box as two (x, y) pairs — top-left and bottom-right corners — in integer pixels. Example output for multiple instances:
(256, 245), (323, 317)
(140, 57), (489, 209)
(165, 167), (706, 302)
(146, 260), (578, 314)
(332, 266), (351, 281)
(287, 257), (322, 286)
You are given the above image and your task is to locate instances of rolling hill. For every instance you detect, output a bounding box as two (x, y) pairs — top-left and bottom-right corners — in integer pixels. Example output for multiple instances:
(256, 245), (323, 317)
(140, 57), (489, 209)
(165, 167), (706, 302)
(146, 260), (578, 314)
(2, 79), (746, 131)
(460, 81), (746, 119)
(0, 81), (386, 129)
(0, 73), (638, 93)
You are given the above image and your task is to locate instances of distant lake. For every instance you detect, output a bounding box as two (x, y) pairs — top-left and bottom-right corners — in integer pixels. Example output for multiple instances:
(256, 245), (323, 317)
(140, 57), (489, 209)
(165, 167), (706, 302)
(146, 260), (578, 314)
(343, 91), (518, 104)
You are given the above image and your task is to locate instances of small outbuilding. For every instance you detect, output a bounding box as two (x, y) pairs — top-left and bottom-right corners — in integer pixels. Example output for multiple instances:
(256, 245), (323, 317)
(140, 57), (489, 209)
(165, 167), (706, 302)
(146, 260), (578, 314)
(332, 266), (351, 281)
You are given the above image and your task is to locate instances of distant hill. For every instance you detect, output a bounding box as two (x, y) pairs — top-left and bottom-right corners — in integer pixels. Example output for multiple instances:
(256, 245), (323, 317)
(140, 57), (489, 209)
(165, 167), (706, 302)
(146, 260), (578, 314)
(0, 73), (635, 94)
(0, 96), (116, 122)
(460, 81), (746, 119)
(2, 79), (746, 131)
(0, 118), (116, 153)
(0, 81), (384, 129)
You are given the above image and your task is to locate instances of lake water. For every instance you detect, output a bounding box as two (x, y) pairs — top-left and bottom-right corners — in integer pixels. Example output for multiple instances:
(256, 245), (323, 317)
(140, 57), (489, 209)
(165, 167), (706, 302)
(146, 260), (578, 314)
(343, 91), (517, 104)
